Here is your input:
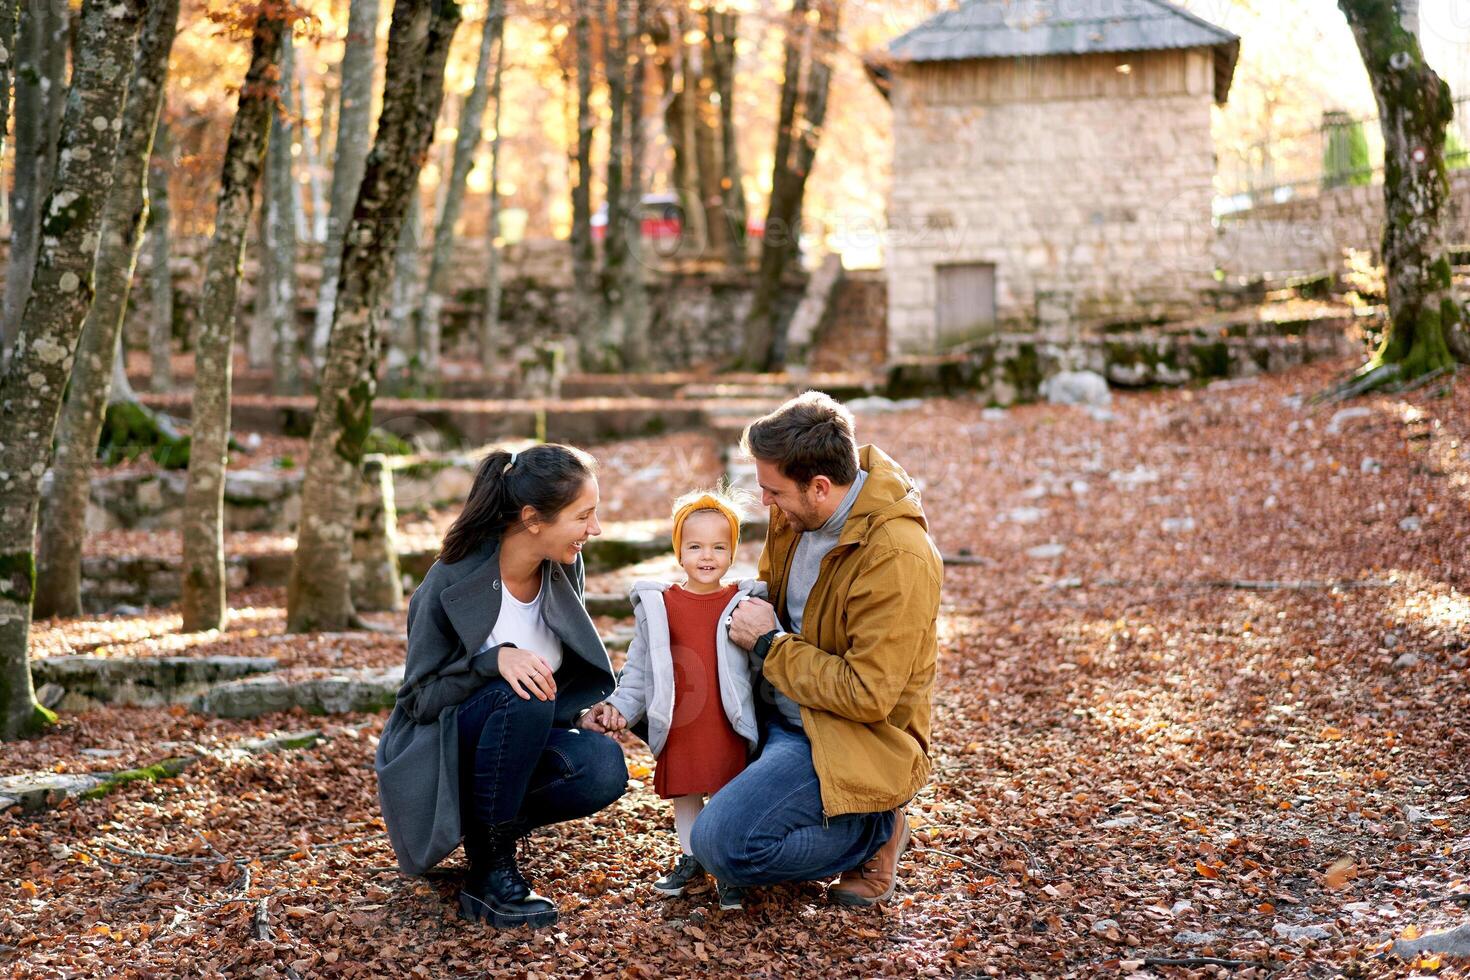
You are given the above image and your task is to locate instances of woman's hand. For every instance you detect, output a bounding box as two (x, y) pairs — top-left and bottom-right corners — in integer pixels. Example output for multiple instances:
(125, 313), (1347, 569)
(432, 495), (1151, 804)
(497, 646), (557, 701)
(577, 703), (625, 732)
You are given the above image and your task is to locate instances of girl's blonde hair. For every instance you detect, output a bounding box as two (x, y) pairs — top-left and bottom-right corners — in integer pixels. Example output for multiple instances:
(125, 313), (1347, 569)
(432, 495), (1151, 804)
(670, 481), (757, 555)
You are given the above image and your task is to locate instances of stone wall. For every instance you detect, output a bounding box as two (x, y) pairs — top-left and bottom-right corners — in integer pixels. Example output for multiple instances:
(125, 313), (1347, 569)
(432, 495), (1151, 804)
(121, 236), (807, 374)
(884, 49), (1221, 356)
(1214, 170), (1470, 279)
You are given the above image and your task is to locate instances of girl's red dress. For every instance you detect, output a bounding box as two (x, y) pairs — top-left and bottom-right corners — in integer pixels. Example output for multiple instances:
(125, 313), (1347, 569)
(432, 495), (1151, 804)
(653, 582), (748, 799)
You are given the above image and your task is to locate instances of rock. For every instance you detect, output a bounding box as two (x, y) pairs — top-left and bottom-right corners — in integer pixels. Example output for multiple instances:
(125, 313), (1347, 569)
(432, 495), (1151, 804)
(1097, 816), (1138, 828)
(845, 396), (923, 414)
(1392, 652), (1421, 670)
(981, 408), (1008, 421)
(0, 773), (104, 812)
(237, 730), (326, 755)
(105, 604), (146, 617)
(78, 747), (127, 759)
(1392, 923), (1470, 959)
(1003, 507), (1046, 525)
(1326, 406), (1372, 434)
(35, 683), (64, 709)
(1273, 922), (1335, 942)
(1161, 517), (1196, 534)
(1174, 930), (1223, 946)
(192, 667), (402, 719)
(1040, 370), (1112, 407)
(1026, 543), (1067, 560)
(1399, 516), (1422, 532)
(1087, 407), (1116, 422)
(1109, 465), (1160, 488)
(30, 655), (279, 710)
(1406, 805), (1448, 824)
(1091, 918), (1121, 938)
(1361, 457), (1382, 474)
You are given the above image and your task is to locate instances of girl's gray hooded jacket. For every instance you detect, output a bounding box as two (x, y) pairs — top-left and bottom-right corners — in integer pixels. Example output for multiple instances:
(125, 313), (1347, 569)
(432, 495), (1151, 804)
(605, 579), (768, 757)
(375, 537), (615, 876)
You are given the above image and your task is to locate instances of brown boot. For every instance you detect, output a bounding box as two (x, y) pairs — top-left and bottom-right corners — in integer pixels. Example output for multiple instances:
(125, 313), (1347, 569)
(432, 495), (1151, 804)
(828, 808), (910, 907)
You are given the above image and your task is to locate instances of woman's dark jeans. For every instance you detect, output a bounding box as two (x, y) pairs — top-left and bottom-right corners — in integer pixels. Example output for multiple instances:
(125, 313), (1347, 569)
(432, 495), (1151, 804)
(455, 677), (627, 864)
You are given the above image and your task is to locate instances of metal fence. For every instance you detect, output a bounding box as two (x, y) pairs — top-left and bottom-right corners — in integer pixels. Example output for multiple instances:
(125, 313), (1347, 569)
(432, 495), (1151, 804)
(1213, 95), (1470, 216)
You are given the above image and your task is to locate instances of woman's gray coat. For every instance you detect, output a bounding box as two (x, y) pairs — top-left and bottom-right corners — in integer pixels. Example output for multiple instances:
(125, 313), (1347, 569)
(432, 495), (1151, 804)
(605, 579), (767, 758)
(374, 537), (615, 876)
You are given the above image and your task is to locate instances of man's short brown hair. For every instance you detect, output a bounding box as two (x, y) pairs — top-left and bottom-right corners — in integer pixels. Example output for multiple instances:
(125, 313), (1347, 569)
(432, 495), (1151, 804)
(740, 390), (859, 488)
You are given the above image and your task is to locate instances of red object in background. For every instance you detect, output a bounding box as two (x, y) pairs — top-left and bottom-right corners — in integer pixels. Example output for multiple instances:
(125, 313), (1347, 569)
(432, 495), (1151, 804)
(592, 193), (764, 246)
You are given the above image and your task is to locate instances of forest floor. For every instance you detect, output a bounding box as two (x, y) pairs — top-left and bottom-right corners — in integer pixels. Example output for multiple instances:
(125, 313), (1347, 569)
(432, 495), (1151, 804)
(3, 357), (1468, 978)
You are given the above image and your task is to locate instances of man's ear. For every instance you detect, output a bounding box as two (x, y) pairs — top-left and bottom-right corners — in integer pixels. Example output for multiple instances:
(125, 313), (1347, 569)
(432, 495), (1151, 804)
(809, 475), (833, 501)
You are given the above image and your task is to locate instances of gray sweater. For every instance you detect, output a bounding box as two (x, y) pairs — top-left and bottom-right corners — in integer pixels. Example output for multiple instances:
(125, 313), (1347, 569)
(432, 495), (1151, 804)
(758, 469), (869, 728)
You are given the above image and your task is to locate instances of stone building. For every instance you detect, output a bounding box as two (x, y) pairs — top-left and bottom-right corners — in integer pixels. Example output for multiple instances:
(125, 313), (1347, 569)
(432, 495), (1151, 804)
(869, 0), (1239, 355)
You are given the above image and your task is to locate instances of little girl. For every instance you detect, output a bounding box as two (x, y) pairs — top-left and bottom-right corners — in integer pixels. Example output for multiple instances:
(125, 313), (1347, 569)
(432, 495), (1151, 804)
(584, 487), (765, 910)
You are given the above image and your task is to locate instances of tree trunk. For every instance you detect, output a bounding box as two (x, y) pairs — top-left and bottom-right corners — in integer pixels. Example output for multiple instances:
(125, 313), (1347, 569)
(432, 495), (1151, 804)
(286, 0), (461, 634)
(299, 70), (328, 244)
(478, 0), (507, 373)
(0, 0), (146, 741)
(34, 0), (181, 622)
(740, 0), (837, 371)
(418, 0), (500, 386)
(179, 12), (285, 633)
(0, 0), (67, 371)
(261, 30), (300, 393)
(707, 7), (746, 268)
(1336, 0), (1465, 383)
(569, 0), (597, 359)
(389, 189), (422, 381)
(312, 0), (381, 372)
(601, 0), (627, 344)
(656, 7), (706, 260)
(617, 0), (650, 370)
(147, 117), (174, 391)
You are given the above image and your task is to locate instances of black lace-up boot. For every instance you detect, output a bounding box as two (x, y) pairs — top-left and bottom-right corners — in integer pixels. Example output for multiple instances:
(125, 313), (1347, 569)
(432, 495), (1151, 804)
(459, 828), (558, 928)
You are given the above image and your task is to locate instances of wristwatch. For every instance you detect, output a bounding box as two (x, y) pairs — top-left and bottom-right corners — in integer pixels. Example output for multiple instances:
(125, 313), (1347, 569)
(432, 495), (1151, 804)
(752, 628), (784, 660)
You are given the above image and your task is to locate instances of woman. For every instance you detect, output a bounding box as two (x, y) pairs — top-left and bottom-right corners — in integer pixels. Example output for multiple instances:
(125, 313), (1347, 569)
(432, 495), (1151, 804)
(375, 443), (628, 929)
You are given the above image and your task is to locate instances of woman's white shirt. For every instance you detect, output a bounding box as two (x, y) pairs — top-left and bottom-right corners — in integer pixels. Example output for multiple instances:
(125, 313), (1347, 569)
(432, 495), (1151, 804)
(476, 570), (563, 673)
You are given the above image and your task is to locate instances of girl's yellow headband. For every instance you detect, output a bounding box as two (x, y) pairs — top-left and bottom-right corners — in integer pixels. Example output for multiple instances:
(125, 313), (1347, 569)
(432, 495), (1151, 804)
(671, 494), (741, 557)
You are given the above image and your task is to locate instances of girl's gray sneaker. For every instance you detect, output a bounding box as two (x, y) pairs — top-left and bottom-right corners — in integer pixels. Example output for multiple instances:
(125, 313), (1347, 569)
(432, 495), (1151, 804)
(652, 854), (705, 896)
(716, 881), (745, 911)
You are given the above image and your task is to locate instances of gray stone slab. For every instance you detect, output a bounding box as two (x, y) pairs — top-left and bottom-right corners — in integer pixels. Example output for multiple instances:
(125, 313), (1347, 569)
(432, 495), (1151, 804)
(32, 655), (279, 709)
(192, 667), (402, 719)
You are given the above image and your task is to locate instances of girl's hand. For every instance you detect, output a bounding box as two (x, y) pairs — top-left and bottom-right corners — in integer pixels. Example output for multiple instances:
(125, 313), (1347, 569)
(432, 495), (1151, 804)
(498, 646), (557, 701)
(599, 704), (627, 732)
(578, 704), (608, 732)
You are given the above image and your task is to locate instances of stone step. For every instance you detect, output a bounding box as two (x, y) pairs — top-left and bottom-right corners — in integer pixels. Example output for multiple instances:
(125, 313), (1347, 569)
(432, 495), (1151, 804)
(77, 518), (723, 611)
(192, 667), (402, 719)
(31, 655), (279, 711)
(134, 392), (710, 446)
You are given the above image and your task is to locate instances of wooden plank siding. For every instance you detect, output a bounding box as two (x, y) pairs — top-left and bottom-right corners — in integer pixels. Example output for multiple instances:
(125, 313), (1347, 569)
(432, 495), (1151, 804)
(904, 49), (1212, 106)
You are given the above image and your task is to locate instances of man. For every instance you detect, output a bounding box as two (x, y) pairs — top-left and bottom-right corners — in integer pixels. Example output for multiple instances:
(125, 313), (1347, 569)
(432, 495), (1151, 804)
(690, 391), (943, 906)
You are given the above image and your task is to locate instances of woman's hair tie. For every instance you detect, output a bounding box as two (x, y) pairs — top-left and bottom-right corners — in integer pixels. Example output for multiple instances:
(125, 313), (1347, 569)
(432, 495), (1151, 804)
(503, 450), (518, 475)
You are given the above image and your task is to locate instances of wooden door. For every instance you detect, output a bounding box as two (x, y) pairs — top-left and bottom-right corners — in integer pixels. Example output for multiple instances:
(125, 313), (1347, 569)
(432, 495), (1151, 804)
(935, 262), (997, 349)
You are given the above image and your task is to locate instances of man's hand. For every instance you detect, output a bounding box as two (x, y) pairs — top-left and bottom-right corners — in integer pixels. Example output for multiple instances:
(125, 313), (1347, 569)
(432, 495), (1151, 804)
(728, 597), (778, 649)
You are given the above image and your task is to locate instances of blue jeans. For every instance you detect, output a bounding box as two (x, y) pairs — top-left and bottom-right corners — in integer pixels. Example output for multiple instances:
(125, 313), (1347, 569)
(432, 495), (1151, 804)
(455, 678), (627, 861)
(689, 720), (895, 886)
